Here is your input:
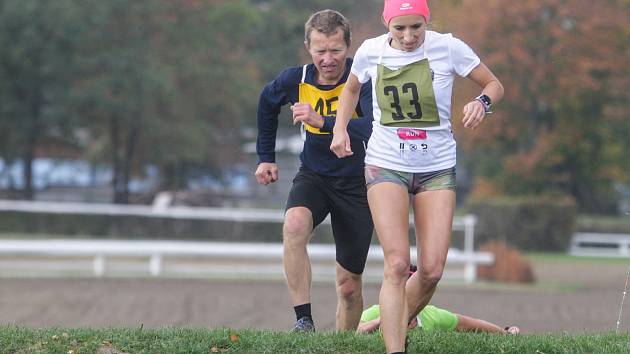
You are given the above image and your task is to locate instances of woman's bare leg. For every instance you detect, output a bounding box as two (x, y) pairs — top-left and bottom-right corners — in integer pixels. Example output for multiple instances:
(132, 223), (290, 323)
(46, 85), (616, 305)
(368, 182), (410, 353)
(406, 190), (455, 320)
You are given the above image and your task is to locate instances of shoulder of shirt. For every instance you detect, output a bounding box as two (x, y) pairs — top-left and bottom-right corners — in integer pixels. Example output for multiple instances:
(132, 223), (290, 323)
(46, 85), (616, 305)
(358, 33), (390, 50)
(426, 31), (455, 43)
(274, 65), (307, 87)
(426, 31), (463, 52)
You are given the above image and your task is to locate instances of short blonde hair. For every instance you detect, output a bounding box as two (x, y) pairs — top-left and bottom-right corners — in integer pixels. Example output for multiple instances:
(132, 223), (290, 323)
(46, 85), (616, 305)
(304, 9), (351, 47)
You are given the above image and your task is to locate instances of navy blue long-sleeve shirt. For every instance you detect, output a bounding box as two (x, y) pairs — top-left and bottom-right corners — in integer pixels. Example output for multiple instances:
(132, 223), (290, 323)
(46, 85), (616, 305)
(256, 58), (373, 177)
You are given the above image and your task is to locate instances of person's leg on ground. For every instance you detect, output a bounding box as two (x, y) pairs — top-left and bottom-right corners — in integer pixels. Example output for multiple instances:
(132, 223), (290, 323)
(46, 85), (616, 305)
(406, 189), (455, 320)
(368, 182), (411, 353)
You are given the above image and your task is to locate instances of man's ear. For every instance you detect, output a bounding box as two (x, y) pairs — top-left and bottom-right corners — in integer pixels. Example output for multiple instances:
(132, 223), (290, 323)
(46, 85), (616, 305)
(304, 41), (309, 51)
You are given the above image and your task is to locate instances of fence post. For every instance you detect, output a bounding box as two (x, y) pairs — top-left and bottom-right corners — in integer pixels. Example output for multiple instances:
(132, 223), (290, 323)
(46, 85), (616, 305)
(150, 255), (162, 276)
(463, 215), (478, 283)
(93, 255), (105, 277)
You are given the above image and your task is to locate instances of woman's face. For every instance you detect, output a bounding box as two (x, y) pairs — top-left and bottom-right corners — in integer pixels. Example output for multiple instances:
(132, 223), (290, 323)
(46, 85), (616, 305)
(387, 14), (426, 52)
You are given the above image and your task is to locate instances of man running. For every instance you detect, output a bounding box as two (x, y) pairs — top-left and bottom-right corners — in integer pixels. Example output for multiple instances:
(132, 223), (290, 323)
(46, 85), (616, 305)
(255, 9), (373, 332)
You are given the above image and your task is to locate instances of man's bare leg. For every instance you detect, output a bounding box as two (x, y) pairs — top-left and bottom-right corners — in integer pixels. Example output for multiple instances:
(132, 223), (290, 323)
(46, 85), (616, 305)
(335, 264), (363, 330)
(283, 207), (314, 310)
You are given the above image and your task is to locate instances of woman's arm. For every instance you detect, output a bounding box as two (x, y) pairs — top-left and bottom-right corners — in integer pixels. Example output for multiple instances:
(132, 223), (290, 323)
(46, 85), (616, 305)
(461, 63), (504, 130)
(330, 73), (362, 158)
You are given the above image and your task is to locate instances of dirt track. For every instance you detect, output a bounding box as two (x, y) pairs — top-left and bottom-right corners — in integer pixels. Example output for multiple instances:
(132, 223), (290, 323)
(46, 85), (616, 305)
(1, 260), (629, 334)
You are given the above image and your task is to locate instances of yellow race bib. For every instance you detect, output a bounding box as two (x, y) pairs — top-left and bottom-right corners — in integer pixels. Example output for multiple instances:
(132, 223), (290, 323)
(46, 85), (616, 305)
(298, 82), (358, 134)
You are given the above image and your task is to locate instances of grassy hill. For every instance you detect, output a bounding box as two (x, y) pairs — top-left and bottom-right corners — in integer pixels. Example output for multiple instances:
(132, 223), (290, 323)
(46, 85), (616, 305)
(2, 327), (630, 354)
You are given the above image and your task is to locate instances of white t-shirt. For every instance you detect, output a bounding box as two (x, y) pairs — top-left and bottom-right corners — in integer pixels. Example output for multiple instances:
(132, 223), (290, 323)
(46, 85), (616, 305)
(351, 31), (480, 173)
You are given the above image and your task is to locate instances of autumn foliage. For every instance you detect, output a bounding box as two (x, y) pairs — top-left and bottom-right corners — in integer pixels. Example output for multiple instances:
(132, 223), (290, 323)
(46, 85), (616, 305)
(434, 0), (630, 212)
(478, 240), (536, 283)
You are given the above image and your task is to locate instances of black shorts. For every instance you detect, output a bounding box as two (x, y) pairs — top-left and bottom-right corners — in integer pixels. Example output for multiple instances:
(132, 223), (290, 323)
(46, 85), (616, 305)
(286, 167), (374, 275)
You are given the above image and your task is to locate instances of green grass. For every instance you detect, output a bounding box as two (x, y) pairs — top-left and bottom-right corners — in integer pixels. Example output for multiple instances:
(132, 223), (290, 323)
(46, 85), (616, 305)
(526, 252), (630, 265)
(577, 214), (630, 233)
(581, 214), (630, 225)
(2, 327), (630, 354)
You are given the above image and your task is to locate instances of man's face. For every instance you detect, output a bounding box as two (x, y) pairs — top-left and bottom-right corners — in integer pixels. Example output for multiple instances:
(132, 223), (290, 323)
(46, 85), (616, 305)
(306, 29), (349, 85)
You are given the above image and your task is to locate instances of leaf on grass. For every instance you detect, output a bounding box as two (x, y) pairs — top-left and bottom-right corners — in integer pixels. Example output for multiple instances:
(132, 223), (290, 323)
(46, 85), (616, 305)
(13, 342), (46, 354)
(210, 347), (220, 353)
(229, 334), (238, 343)
(52, 335), (60, 341)
(62, 332), (70, 338)
(97, 345), (130, 354)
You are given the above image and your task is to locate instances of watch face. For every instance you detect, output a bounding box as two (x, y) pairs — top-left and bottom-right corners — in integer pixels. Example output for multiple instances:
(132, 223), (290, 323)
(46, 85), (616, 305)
(475, 94), (492, 113)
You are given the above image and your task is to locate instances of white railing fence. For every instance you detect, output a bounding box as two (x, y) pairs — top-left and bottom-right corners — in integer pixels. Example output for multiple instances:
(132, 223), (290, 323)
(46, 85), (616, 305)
(570, 232), (630, 258)
(0, 200), (493, 282)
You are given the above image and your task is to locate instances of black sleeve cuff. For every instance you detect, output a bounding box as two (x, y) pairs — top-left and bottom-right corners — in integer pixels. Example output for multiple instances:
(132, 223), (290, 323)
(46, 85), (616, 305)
(258, 154), (276, 164)
(321, 116), (335, 133)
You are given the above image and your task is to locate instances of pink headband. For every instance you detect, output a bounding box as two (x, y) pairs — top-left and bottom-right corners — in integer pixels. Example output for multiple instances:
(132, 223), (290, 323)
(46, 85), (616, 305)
(383, 0), (430, 25)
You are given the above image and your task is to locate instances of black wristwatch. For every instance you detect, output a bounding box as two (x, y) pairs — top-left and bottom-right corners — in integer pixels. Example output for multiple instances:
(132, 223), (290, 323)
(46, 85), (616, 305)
(475, 94), (492, 114)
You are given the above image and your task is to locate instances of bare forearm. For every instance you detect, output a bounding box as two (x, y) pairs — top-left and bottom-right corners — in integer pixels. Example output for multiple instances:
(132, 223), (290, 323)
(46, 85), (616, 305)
(468, 63), (504, 105)
(481, 79), (504, 106)
(455, 314), (505, 334)
(330, 74), (364, 158)
(333, 75), (361, 133)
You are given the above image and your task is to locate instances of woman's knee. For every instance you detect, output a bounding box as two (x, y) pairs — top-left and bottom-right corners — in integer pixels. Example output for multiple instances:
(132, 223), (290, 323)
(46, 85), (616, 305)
(418, 263), (444, 285)
(383, 258), (410, 286)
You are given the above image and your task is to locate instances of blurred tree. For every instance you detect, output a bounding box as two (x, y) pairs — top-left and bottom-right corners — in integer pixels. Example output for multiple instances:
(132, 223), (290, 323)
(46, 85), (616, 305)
(451, 0), (630, 213)
(2, 0), (626, 212)
(0, 0), (84, 199)
(75, 0), (264, 201)
(0, 0), (384, 202)
(250, 0), (382, 82)
(74, 0), (161, 203)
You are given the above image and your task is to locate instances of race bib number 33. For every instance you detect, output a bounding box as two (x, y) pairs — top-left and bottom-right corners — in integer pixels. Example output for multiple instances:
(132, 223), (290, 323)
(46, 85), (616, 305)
(376, 59), (439, 128)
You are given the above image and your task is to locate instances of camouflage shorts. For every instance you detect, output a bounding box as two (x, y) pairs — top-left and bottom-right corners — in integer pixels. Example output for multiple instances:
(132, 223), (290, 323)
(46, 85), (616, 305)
(364, 165), (456, 195)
